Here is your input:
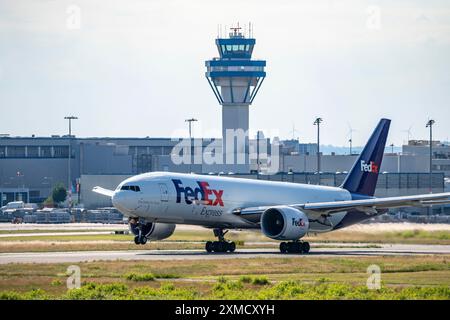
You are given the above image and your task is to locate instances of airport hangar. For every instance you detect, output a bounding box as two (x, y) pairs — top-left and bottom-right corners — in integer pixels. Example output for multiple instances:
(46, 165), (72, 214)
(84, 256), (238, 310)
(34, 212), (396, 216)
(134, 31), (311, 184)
(1, 27), (449, 211)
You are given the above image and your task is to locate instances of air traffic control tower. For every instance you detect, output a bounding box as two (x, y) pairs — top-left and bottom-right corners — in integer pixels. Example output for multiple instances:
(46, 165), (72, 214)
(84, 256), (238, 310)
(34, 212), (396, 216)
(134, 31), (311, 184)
(205, 25), (266, 173)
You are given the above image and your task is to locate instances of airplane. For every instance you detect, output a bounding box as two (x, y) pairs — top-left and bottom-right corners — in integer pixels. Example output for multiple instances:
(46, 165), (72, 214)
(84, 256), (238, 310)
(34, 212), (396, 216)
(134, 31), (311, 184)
(93, 118), (450, 254)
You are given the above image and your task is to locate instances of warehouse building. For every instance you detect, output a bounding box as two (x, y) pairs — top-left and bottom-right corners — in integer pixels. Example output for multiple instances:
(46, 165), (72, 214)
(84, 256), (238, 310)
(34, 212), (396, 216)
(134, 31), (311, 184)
(0, 134), (450, 208)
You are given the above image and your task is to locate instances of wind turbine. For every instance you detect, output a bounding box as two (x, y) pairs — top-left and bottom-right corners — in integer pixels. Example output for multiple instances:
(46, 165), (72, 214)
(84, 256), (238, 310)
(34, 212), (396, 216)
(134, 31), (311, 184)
(402, 125), (413, 145)
(290, 122), (301, 140)
(346, 123), (357, 155)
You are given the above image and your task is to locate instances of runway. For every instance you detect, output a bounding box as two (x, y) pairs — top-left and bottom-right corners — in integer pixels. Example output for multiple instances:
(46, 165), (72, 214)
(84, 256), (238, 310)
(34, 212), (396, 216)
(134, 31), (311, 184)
(1, 243), (449, 264)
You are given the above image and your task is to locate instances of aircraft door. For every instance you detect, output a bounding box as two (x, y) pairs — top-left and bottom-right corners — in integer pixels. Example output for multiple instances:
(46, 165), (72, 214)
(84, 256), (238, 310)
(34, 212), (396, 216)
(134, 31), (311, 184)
(159, 183), (169, 202)
(158, 183), (169, 213)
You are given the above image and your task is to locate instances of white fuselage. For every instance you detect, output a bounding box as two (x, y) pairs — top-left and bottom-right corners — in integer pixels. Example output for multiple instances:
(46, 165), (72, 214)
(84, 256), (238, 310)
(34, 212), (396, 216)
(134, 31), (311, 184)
(111, 172), (352, 233)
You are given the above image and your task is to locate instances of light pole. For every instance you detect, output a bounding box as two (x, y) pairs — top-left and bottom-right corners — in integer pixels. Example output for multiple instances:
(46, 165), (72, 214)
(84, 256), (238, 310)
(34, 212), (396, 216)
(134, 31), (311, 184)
(185, 118), (198, 173)
(313, 117), (323, 184)
(64, 116), (78, 209)
(426, 119), (435, 194)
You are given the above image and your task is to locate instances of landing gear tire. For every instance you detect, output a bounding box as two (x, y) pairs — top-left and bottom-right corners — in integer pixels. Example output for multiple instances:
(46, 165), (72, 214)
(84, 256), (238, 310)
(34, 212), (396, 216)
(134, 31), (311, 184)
(130, 218), (151, 245)
(279, 241), (310, 254)
(301, 241), (310, 254)
(206, 240), (236, 253)
(134, 235), (147, 245)
(205, 228), (237, 253)
(205, 241), (213, 253)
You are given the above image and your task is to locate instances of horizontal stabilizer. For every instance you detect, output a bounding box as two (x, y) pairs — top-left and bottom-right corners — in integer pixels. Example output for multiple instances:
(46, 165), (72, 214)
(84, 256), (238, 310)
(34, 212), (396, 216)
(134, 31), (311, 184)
(92, 186), (114, 198)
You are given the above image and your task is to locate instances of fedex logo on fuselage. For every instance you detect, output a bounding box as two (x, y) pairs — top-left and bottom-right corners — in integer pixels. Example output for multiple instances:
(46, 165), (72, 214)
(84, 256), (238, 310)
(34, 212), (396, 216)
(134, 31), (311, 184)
(172, 179), (224, 207)
(360, 160), (379, 173)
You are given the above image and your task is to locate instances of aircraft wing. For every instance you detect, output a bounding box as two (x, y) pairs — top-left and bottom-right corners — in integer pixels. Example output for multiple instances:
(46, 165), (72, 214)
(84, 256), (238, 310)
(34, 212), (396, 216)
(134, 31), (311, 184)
(92, 186), (115, 198)
(233, 192), (450, 221)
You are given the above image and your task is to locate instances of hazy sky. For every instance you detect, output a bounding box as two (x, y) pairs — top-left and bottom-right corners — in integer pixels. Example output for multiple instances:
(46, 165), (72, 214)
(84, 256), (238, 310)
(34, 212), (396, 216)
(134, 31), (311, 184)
(0, 0), (449, 147)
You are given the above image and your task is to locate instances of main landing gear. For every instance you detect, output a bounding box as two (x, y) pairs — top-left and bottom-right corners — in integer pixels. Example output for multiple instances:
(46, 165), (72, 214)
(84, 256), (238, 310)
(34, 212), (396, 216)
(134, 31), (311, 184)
(279, 241), (310, 254)
(205, 228), (236, 253)
(129, 217), (149, 245)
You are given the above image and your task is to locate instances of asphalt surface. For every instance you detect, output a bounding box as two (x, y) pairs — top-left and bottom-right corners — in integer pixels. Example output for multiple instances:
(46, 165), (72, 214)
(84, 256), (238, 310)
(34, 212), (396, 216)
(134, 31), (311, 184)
(1, 244), (449, 264)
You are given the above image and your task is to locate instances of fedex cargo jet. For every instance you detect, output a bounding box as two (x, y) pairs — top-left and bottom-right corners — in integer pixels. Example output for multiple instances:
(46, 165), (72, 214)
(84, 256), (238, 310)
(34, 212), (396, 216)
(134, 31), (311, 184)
(93, 119), (450, 254)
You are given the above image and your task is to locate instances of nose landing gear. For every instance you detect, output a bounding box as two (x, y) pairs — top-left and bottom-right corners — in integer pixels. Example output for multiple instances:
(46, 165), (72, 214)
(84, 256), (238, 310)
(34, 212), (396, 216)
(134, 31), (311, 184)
(205, 228), (236, 253)
(279, 241), (310, 254)
(129, 217), (150, 245)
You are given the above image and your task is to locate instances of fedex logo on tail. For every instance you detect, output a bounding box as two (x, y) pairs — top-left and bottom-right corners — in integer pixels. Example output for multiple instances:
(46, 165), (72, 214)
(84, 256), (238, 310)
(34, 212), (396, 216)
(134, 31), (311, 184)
(172, 179), (224, 206)
(360, 160), (379, 173)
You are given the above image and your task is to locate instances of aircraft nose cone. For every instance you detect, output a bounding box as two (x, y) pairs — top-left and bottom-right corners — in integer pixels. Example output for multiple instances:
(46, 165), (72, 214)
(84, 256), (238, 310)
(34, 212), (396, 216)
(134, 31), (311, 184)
(112, 191), (128, 213)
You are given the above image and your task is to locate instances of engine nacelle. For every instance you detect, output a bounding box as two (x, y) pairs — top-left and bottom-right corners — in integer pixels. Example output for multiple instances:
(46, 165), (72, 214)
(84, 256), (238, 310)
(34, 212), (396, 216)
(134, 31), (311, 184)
(130, 222), (176, 241)
(260, 206), (309, 241)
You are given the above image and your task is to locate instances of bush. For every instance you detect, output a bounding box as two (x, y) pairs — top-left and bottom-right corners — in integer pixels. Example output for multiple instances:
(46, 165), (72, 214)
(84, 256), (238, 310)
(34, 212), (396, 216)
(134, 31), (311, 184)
(0, 289), (50, 300)
(154, 273), (180, 279)
(217, 276), (228, 284)
(0, 291), (23, 300)
(64, 283), (128, 300)
(51, 183), (67, 204)
(252, 276), (269, 285)
(51, 279), (63, 286)
(123, 272), (155, 282)
(239, 276), (252, 284)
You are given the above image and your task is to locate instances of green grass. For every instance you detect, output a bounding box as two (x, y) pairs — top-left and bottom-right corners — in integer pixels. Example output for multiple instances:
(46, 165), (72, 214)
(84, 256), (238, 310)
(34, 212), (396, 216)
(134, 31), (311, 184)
(397, 230), (450, 240)
(0, 256), (449, 300)
(1, 280), (449, 300)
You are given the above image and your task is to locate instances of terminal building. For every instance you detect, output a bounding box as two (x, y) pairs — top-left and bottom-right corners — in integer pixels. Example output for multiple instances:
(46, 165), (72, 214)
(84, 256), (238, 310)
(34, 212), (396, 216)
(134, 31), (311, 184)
(0, 134), (448, 211)
(1, 26), (449, 213)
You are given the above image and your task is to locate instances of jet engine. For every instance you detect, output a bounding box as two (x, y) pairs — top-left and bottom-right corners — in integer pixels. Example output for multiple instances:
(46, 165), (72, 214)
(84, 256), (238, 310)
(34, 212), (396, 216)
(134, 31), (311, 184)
(260, 206), (309, 241)
(130, 221), (176, 241)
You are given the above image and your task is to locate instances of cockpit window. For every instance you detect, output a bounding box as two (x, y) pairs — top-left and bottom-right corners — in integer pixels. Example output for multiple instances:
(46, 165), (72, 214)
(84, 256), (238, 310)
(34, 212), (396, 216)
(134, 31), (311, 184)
(121, 185), (141, 192)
